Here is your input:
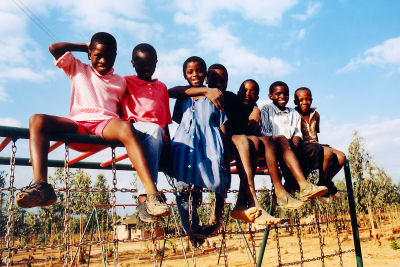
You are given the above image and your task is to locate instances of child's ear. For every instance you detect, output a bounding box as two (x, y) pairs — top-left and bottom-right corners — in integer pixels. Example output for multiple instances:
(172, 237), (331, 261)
(294, 98), (299, 105)
(131, 59), (135, 68)
(255, 95), (259, 102)
(205, 76), (208, 85)
(87, 50), (92, 61)
(268, 94), (273, 100)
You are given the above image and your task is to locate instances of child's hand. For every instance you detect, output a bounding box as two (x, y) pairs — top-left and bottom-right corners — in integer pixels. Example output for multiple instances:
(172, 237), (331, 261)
(248, 106), (261, 130)
(205, 88), (224, 111)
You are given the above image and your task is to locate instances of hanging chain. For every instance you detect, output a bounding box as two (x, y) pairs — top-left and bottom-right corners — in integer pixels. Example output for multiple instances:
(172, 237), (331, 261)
(314, 204), (325, 267)
(151, 223), (158, 267)
(249, 223), (256, 265)
(333, 204), (344, 267)
(63, 144), (71, 266)
(221, 201), (228, 267)
(111, 147), (118, 266)
(295, 212), (304, 267)
(188, 187), (196, 267)
(275, 224), (282, 266)
(5, 141), (17, 266)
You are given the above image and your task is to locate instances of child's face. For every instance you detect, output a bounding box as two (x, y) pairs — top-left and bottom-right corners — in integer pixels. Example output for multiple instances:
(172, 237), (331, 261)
(269, 85), (289, 110)
(184, 61), (206, 87)
(238, 81), (259, 106)
(295, 90), (312, 114)
(132, 51), (157, 82)
(88, 42), (116, 75)
(206, 69), (227, 91)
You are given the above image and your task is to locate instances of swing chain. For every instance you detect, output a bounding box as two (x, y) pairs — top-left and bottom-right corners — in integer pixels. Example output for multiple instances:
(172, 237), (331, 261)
(295, 213), (304, 267)
(275, 225), (282, 266)
(63, 144), (71, 266)
(151, 223), (158, 267)
(222, 203), (228, 267)
(333, 204), (344, 267)
(5, 141), (17, 266)
(249, 223), (256, 265)
(314, 205), (325, 267)
(188, 187), (196, 267)
(111, 147), (119, 266)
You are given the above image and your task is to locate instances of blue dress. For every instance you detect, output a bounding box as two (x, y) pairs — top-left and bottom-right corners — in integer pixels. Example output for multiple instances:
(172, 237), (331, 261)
(171, 97), (231, 196)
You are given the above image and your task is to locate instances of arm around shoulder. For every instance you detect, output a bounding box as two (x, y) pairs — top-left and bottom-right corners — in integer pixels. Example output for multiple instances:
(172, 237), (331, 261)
(49, 42), (89, 60)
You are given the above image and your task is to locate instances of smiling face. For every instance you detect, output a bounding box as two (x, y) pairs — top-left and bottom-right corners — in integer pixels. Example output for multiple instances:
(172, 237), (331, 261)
(184, 61), (206, 87)
(132, 50), (157, 82)
(269, 85), (289, 110)
(294, 89), (312, 114)
(238, 81), (259, 106)
(88, 42), (116, 75)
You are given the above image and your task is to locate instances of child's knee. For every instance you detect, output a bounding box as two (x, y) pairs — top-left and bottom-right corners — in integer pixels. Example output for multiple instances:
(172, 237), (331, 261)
(336, 151), (346, 166)
(29, 114), (48, 131)
(323, 147), (334, 161)
(232, 135), (249, 148)
(146, 123), (164, 140)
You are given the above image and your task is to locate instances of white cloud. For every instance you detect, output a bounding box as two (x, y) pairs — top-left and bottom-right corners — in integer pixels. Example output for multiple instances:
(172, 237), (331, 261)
(319, 117), (400, 181)
(338, 37), (400, 73)
(297, 28), (306, 40)
(155, 48), (192, 85)
(174, 0), (298, 26)
(291, 2), (322, 21)
(0, 118), (21, 127)
(0, 67), (44, 82)
(174, 2), (294, 77)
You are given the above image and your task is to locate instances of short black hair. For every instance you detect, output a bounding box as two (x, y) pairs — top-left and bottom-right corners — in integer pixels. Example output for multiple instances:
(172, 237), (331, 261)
(269, 81), (289, 95)
(132, 43), (157, 60)
(208, 64), (228, 79)
(239, 79), (260, 95)
(90, 32), (117, 52)
(294, 87), (312, 101)
(183, 56), (207, 77)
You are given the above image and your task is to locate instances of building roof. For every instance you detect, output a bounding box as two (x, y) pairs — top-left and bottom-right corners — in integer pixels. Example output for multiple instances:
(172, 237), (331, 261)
(116, 215), (138, 225)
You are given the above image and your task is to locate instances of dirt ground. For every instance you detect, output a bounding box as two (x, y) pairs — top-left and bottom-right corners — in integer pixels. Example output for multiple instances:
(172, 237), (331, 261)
(4, 224), (400, 266)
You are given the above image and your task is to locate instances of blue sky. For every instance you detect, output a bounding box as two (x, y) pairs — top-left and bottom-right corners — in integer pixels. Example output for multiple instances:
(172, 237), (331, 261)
(1, 0), (400, 201)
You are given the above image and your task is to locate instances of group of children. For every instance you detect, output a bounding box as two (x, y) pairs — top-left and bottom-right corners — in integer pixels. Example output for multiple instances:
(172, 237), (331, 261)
(15, 32), (346, 247)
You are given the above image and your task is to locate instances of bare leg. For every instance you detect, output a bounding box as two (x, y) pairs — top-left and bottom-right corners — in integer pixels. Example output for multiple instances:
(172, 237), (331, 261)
(29, 114), (78, 183)
(272, 136), (309, 190)
(327, 148), (346, 179)
(230, 135), (260, 222)
(319, 146), (334, 185)
(102, 119), (157, 195)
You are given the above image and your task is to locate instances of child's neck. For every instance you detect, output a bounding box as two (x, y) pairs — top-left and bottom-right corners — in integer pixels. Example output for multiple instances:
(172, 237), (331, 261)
(295, 107), (311, 122)
(137, 74), (154, 82)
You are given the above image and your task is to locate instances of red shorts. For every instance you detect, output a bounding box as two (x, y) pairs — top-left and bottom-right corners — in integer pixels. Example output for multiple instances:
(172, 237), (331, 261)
(73, 119), (114, 139)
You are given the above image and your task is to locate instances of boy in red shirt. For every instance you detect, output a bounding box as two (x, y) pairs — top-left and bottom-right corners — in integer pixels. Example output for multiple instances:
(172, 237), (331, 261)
(122, 43), (172, 222)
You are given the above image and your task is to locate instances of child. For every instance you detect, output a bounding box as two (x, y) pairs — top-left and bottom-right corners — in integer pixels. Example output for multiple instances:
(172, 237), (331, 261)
(122, 43), (172, 222)
(16, 33), (170, 218)
(168, 57), (230, 247)
(260, 81), (328, 202)
(224, 78), (283, 224)
(294, 87), (345, 203)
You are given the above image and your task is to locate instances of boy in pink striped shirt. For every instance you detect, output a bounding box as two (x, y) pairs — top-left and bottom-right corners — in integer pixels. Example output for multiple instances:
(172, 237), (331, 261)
(16, 32), (170, 218)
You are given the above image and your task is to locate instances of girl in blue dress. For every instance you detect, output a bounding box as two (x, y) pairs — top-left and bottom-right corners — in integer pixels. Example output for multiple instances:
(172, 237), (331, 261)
(168, 56), (230, 247)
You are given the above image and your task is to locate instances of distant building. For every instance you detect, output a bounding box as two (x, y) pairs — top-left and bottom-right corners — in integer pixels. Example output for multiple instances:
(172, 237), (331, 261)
(115, 215), (165, 240)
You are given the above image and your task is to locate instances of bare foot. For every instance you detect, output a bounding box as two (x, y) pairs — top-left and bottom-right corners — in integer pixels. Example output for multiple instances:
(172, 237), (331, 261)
(254, 209), (281, 226)
(230, 207), (260, 223)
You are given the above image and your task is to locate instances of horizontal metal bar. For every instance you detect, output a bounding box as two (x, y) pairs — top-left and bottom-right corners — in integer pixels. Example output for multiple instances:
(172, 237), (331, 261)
(0, 156), (134, 171)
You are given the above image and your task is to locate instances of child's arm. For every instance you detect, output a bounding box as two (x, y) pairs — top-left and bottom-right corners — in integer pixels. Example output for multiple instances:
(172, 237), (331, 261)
(248, 105), (261, 131)
(49, 42), (89, 60)
(169, 86), (224, 111)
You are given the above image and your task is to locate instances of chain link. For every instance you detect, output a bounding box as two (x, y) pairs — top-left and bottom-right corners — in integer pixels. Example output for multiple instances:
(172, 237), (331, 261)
(249, 223), (256, 266)
(314, 203), (325, 267)
(111, 147), (118, 266)
(333, 204), (344, 267)
(295, 212), (304, 267)
(151, 223), (158, 267)
(274, 224), (282, 266)
(63, 144), (71, 266)
(221, 202), (228, 267)
(5, 141), (17, 266)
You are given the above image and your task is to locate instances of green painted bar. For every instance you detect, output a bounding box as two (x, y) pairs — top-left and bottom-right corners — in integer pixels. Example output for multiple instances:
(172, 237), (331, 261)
(344, 160), (364, 267)
(0, 156), (134, 171)
(256, 195), (274, 267)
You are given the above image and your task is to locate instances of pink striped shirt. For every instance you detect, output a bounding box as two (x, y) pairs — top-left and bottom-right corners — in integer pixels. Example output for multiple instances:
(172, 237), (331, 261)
(55, 52), (126, 122)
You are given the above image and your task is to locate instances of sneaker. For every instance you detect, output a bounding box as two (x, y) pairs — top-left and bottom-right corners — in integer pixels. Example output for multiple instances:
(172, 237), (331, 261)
(318, 193), (331, 204)
(15, 181), (57, 208)
(137, 199), (159, 223)
(145, 192), (171, 216)
(327, 182), (340, 199)
(299, 182), (328, 202)
(276, 192), (304, 209)
(201, 221), (222, 236)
